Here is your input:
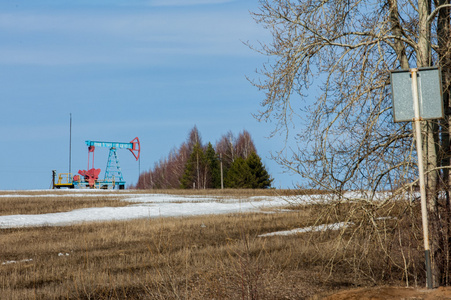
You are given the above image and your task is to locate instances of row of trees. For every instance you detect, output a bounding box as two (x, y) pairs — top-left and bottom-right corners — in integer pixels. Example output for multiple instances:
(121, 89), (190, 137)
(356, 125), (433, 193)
(134, 127), (272, 189)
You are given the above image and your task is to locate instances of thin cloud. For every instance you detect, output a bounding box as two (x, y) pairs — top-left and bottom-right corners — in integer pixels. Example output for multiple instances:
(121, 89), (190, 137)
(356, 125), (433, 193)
(149, 0), (235, 6)
(0, 8), (267, 66)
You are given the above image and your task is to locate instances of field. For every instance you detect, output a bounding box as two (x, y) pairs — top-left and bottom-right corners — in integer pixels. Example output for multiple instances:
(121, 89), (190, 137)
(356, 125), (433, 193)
(1, 189), (451, 299)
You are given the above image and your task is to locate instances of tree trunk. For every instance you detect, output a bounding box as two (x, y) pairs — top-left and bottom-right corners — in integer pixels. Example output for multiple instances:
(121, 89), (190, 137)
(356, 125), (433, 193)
(388, 0), (409, 69)
(417, 0), (443, 287)
(438, 0), (451, 285)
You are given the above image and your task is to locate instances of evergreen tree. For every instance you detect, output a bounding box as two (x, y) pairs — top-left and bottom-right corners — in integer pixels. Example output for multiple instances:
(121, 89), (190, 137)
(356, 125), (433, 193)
(246, 152), (273, 189)
(224, 157), (252, 188)
(224, 152), (273, 189)
(205, 142), (221, 188)
(180, 142), (206, 189)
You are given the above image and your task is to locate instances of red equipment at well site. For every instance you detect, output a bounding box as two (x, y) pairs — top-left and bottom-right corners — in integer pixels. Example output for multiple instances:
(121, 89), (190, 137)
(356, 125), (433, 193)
(76, 144), (101, 187)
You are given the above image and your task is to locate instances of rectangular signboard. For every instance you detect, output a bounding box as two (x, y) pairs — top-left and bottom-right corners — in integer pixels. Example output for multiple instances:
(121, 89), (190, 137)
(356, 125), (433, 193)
(390, 67), (444, 122)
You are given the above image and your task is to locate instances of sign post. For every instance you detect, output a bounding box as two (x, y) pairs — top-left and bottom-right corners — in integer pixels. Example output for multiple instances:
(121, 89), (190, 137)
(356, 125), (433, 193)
(410, 68), (432, 289)
(390, 67), (443, 289)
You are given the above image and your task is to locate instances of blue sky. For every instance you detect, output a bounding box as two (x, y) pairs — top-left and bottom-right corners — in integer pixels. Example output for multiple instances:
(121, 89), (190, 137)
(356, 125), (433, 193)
(0, 0), (297, 190)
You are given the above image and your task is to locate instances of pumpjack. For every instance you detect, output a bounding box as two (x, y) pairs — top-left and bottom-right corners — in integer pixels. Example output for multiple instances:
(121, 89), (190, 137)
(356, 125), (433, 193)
(53, 137), (140, 189)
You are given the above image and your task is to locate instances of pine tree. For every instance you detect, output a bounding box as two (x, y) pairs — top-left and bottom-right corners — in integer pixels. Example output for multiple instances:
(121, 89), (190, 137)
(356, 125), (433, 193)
(224, 152), (273, 189)
(246, 152), (273, 189)
(205, 142), (221, 188)
(224, 157), (252, 188)
(180, 142), (206, 189)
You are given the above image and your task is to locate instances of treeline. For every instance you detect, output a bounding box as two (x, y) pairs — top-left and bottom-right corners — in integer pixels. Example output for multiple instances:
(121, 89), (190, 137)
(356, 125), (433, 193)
(133, 126), (273, 189)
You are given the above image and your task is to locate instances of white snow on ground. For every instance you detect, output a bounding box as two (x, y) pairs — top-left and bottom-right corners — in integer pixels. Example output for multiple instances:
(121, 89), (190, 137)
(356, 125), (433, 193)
(0, 193), (292, 228)
(0, 191), (396, 230)
(0, 193), (135, 198)
(258, 222), (353, 237)
(1, 259), (33, 265)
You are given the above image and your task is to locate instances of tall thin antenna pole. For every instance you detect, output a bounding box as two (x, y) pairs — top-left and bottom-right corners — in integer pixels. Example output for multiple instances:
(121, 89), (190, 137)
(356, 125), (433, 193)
(69, 113), (72, 175)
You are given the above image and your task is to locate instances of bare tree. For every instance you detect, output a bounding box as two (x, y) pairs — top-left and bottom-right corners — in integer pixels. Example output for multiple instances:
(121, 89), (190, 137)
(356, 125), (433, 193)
(135, 126), (204, 189)
(187, 125), (203, 151)
(135, 143), (190, 189)
(235, 130), (257, 159)
(216, 131), (236, 169)
(251, 0), (451, 286)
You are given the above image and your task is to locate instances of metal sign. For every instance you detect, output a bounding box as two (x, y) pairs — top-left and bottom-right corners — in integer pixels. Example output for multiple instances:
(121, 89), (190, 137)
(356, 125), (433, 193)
(390, 67), (444, 289)
(390, 67), (443, 122)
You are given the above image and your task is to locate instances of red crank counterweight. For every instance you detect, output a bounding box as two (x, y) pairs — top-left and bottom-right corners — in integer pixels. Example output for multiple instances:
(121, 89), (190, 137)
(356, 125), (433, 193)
(78, 168), (101, 187)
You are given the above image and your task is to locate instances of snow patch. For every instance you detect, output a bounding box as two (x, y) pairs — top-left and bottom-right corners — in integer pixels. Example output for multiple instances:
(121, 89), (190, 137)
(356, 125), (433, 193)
(2, 258), (33, 265)
(258, 222), (352, 237)
(0, 191), (398, 229)
(0, 194), (289, 228)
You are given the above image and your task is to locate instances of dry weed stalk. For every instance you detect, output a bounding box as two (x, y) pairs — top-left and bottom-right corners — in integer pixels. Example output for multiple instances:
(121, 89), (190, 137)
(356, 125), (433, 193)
(295, 191), (424, 287)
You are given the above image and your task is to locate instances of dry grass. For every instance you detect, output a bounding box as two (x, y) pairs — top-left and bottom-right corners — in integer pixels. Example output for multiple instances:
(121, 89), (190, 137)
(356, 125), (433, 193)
(0, 195), (132, 216)
(0, 190), (419, 299)
(1, 212), (324, 299)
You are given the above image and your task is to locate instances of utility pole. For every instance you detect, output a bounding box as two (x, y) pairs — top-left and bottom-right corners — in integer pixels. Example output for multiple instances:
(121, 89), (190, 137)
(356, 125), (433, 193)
(220, 153), (224, 189)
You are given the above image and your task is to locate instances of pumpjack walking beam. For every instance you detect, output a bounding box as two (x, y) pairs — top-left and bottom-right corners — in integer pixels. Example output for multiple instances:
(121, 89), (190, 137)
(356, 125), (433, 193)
(84, 137), (140, 161)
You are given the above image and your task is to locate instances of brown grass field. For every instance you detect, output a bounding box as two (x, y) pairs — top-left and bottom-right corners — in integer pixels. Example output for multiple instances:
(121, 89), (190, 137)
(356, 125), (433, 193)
(1, 189), (448, 299)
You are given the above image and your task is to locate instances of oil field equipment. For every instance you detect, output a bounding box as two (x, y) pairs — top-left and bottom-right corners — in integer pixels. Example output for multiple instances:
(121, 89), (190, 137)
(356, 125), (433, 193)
(53, 137), (140, 189)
